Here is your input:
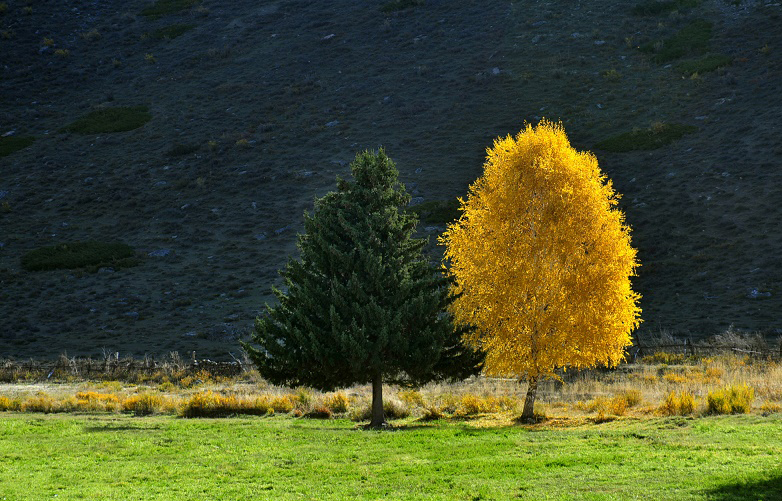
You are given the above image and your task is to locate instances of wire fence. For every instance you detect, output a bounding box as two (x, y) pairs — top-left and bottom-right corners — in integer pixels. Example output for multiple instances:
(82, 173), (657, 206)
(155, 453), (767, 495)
(629, 339), (782, 361)
(0, 352), (245, 383)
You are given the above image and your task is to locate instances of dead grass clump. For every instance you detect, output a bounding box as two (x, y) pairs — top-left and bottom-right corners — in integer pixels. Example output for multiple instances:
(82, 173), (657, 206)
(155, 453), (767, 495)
(658, 390), (696, 416)
(759, 401), (781, 416)
(323, 392), (350, 414)
(420, 405), (446, 421)
(621, 389), (643, 407)
(706, 327), (768, 352)
(179, 391), (271, 418)
(305, 406), (332, 419)
(123, 394), (165, 416)
(269, 395), (295, 414)
(398, 389), (426, 408)
(0, 395), (21, 411)
(642, 352), (688, 365)
(21, 394), (60, 413)
(454, 394), (518, 416)
(73, 391), (121, 412)
(349, 397), (410, 422)
(707, 384), (754, 415)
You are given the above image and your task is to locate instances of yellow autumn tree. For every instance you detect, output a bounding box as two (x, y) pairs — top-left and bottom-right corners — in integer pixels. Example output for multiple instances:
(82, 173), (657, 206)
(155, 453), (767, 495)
(441, 120), (641, 422)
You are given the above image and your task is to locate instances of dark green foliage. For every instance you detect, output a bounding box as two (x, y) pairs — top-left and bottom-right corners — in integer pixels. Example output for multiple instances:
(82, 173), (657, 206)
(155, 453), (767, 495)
(141, 0), (199, 19)
(595, 124), (697, 152)
(21, 241), (138, 271)
(243, 150), (482, 396)
(147, 23), (195, 40)
(380, 0), (424, 13)
(631, 0), (700, 16)
(60, 106), (152, 134)
(409, 199), (461, 226)
(166, 142), (200, 156)
(0, 136), (34, 157)
(676, 54), (732, 75)
(640, 20), (713, 63)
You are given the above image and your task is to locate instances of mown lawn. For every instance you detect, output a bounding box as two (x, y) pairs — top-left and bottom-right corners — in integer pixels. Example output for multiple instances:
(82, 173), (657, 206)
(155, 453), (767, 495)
(0, 413), (780, 500)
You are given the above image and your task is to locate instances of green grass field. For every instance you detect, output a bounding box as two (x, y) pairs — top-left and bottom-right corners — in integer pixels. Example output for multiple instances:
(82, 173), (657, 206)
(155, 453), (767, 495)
(1, 413), (780, 500)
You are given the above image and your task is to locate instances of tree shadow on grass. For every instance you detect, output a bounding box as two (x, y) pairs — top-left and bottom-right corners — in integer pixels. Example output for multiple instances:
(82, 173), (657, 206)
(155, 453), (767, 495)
(84, 424), (162, 433)
(705, 474), (782, 501)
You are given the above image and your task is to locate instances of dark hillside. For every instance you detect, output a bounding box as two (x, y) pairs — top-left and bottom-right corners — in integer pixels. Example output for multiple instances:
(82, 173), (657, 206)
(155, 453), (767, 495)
(1, 0), (780, 359)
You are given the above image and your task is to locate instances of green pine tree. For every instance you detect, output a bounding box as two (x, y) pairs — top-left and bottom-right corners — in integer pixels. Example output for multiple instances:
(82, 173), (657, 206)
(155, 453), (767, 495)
(242, 149), (482, 428)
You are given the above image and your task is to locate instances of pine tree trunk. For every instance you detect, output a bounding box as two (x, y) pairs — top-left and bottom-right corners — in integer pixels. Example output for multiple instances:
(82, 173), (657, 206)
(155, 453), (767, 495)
(520, 375), (538, 423)
(369, 371), (387, 429)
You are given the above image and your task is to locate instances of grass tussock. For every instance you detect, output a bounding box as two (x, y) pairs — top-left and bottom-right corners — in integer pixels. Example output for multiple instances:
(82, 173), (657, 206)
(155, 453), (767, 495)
(707, 384), (754, 415)
(658, 390), (696, 416)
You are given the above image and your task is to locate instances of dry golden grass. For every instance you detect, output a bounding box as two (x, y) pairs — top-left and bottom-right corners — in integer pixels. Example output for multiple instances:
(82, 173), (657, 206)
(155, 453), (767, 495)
(0, 353), (779, 423)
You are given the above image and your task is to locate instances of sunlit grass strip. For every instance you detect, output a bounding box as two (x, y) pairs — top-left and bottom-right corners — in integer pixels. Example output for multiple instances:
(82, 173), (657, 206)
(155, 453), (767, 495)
(1, 414), (781, 500)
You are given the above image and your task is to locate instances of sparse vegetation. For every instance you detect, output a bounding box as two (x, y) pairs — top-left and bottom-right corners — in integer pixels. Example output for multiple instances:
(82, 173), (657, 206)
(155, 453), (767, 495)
(602, 68), (622, 81)
(595, 123), (697, 152)
(408, 198), (461, 225)
(166, 142), (200, 156)
(676, 54), (732, 75)
(380, 0), (424, 13)
(141, 0), (200, 19)
(60, 106), (152, 134)
(0, 135), (35, 157)
(145, 23), (195, 40)
(631, 0), (701, 16)
(20, 241), (138, 271)
(80, 29), (101, 41)
(640, 19), (713, 63)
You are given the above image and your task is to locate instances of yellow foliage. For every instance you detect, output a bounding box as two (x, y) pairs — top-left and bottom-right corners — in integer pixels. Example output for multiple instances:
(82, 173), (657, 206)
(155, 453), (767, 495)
(123, 394), (164, 415)
(398, 389), (426, 408)
(659, 390), (695, 416)
(0, 396), (21, 411)
(323, 392), (350, 413)
(707, 384), (754, 415)
(441, 120), (641, 382)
